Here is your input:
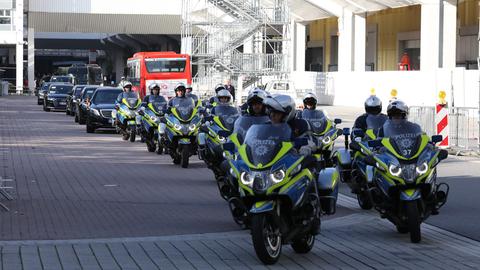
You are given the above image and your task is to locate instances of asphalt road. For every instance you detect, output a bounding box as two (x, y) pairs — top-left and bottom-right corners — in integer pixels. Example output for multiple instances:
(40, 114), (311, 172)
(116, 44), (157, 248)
(0, 96), (354, 240)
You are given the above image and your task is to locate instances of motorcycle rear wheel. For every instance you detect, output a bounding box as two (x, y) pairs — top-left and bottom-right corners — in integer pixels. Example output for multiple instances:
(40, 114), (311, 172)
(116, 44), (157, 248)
(406, 200), (421, 243)
(291, 234), (315, 254)
(251, 214), (282, 265)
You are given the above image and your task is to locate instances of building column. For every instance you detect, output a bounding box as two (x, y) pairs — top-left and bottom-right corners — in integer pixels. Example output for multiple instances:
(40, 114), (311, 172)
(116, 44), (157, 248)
(441, 0), (457, 69)
(294, 22), (306, 72)
(338, 11), (354, 71)
(28, 27), (35, 94)
(15, 0), (24, 94)
(353, 13), (366, 71)
(114, 50), (125, 84)
(421, 0), (441, 71)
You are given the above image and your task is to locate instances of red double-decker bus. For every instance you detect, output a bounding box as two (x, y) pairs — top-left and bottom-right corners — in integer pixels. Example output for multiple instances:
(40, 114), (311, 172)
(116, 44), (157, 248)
(126, 52), (192, 98)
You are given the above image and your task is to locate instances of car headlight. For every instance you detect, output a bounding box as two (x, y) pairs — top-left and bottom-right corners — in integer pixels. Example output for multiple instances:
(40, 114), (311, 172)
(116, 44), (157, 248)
(48, 97), (56, 101)
(322, 136), (331, 144)
(92, 108), (100, 116)
(240, 172), (254, 186)
(416, 162), (428, 175)
(218, 135), (227, 143)
(189, 123), (197, 131)
(269, 169), (285, 184)
(389, 164), (402, 177)
(174, 124), (182, 131)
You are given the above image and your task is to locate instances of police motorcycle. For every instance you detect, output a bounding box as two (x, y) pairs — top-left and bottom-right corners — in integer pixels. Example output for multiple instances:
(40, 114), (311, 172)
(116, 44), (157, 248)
(301, 109), (342, 167)
(222, 95), (339, 265)
(159, 97), (202, 168)
(350, 118), (449, 243)
(198, 104), (240, 179)
(114, 91), (142, 142)
(139, 97), (167, 153)
(337, 114), (388, 210)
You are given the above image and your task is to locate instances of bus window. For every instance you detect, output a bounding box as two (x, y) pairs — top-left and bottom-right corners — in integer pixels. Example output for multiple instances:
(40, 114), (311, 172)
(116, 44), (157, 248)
(144, 58), (186, 73)
(127, 59), (141, 86)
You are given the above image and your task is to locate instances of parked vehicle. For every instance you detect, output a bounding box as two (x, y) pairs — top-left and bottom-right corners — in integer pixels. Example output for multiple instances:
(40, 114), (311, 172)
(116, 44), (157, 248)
(159, 97), (202, 168)
(66, 85), (86, 116)
(224, 123), (338, 264)
(67, 63), (103, 85)
(37, 82), (53, 105)
(50, 75), (76, 85)
(43, 83), (73, 111)
(75, 86), (100, 124)
(85, 87), (122, 133)
(350, 124), (449, 243)
(126, 51), (192, 98)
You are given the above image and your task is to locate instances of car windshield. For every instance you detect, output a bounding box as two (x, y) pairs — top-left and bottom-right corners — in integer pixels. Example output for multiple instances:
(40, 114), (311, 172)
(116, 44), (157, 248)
(93, 89), (122, 104)
(48, 85), (73, 94)
(51, 76), (71, 83)
(214, 105), (240, 131)
(302, 110), (327, 134)
(382, 119), (423, 158)
(73, 87), (85, 98)
(82, 88), (97, 99)
(41, 83), (51, 91)
(145, 58), (186, 73)
(171, 97), (195, 121)
(244, 123), (292, 166)
(233, 115), (270, 144)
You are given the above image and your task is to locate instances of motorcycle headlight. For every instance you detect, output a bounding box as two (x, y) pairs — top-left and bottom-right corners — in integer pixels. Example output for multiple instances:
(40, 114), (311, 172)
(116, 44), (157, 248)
(229, 168), (236, 178)
(322, 136), (331, 144)
(151, 116), (159, 122)
(416, 162), (428, 175)
(92, 108), (100, 116)
(269, 169), (285, 184)
(389, 164), (402, 177)
(174, 124), (182, 131)
(189, 123), (197, 131)
(240, 172), (254, 186)
(218, 135), (227, 143)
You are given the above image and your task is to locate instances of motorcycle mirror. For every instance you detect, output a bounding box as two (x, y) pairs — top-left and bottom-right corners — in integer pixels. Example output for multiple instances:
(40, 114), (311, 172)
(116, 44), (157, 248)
(438, 149), (448, 161)
(352, 129), (365, 138)
(294, 137), (309, 148)
(364, 155), (377, 166)
(342, 127), (351, 136)
(349, 141), (361, 151)
(337, 129), (343, 136)
(431, 135), (443, 144)
(334, 118), (342, 124)
(368, 139), (382, 148)
(223, 142), (235, 152)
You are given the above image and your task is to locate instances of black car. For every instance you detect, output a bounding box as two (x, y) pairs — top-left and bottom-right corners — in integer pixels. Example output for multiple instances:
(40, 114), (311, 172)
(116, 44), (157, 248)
(37, 82), (53, 105)
(86, 87), (122, 133)
(75, 86), (100, 124)
(43, 84), (74, 111)
(66, 85), (86, 116)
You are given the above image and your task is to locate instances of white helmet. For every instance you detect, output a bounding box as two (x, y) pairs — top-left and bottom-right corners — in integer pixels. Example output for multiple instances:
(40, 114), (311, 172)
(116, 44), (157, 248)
(303, 92), (318, 109)
(217, 89), (232, 104)
(264, 94), (296, 123)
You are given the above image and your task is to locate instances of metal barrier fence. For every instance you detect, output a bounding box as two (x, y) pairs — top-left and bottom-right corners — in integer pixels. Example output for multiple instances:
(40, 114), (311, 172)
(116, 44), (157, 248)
(409, 106), (480, 152)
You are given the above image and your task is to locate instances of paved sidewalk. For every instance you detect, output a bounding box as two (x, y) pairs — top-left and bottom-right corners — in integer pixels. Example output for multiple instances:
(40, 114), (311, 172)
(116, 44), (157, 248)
(1, 195), (480, 269)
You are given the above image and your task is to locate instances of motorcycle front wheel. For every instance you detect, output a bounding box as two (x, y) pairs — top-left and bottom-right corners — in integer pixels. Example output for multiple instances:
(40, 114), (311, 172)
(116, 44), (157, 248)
(405, 200), (421, 243)
(291, 233), (315, 253)
(181, 145), (190, 168)
(129, 126), (136, 142)
(357, 190), (373, 210)
(251, 214), (282, 265)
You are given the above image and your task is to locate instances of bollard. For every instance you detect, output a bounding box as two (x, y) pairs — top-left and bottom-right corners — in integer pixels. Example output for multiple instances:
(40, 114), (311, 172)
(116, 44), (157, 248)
(435, 91), (449, 148)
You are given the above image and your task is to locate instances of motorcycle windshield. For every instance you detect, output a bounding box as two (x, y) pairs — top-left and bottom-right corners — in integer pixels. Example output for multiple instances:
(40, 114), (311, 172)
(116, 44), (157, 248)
(244, 124), (292, 166)
(233, 115), (270, 143)
(124, 92), (139, 108)
(214, 105), (240, 130)
(149, 96), (167, 114)
(366, 114), (388, 130)
(302, 110), (327, 134)
(382, 119), (423, 158)
(171, 97), (195, 121)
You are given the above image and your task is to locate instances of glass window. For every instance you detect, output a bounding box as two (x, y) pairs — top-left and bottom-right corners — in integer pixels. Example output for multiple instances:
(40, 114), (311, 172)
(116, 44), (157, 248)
(144, 58), (186, 73)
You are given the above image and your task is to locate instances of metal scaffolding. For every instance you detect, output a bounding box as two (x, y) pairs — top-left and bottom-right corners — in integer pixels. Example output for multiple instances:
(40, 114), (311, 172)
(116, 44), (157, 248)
(181, 0), (290, 94)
